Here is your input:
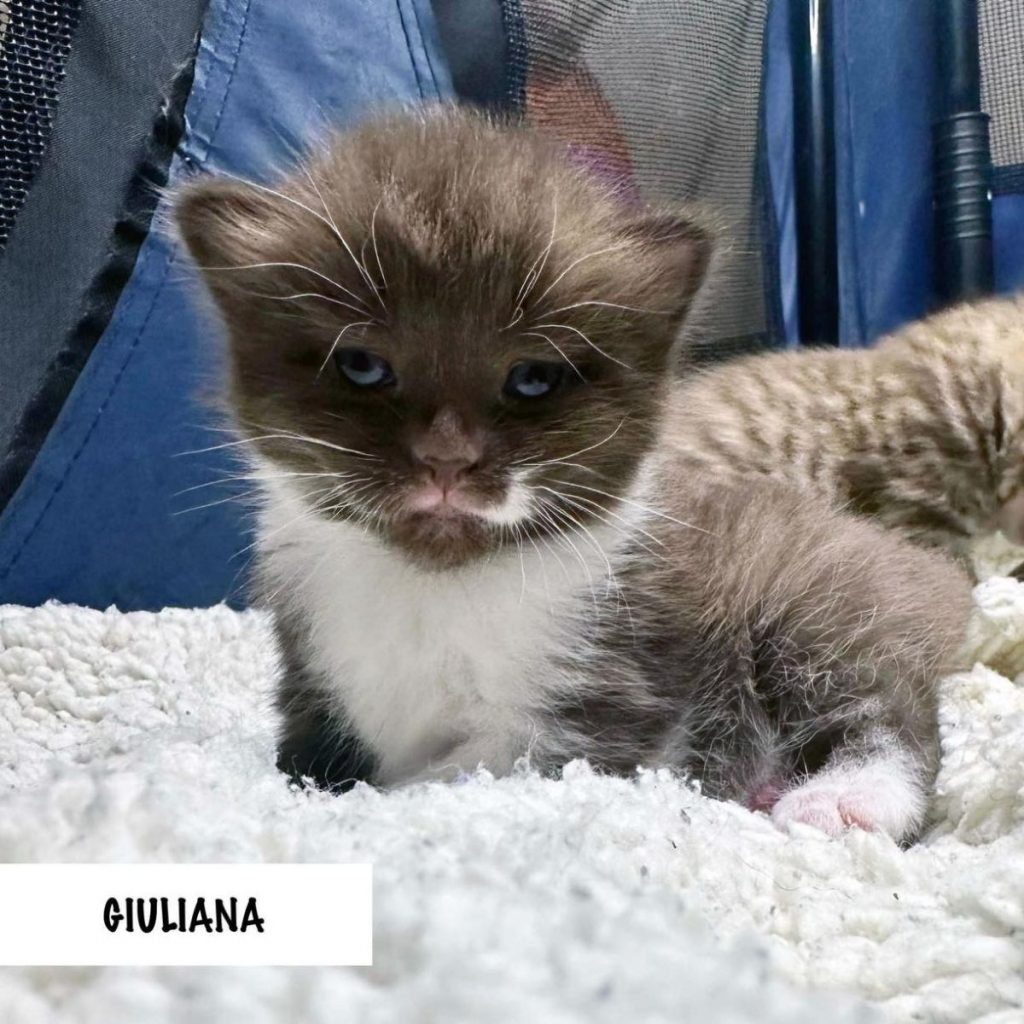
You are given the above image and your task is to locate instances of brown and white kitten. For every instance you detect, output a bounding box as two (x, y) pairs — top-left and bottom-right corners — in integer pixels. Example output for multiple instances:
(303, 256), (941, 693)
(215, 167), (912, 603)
(176, 107), (971, 842)
(668, 295), (1024, 572)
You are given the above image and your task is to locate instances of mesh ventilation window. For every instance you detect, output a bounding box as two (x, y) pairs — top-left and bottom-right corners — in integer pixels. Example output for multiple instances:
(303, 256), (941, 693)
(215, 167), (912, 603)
(0, 0), (81, 250)
(980, 0), (1024, 177)
(504, 0), (772, 357)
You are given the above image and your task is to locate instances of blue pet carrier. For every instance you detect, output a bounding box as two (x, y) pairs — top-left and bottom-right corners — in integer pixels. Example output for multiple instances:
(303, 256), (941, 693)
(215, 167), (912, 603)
(1, 0), (1022, 610)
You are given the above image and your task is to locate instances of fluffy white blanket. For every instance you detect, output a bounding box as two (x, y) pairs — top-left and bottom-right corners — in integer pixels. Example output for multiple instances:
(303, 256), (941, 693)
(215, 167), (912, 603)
(0, 558), (1022, 1022)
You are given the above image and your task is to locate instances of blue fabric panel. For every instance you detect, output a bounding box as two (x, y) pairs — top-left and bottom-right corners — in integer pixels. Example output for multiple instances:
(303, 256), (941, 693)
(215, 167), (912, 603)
(994, 194), (1024, 294)
(0, 0), (452, 610)
(833, 0), (937, 346)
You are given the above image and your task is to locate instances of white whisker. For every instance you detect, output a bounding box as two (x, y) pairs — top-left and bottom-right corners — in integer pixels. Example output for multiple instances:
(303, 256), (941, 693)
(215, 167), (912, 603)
(230, 482), (352, 564)
(530, 321), (631, 370)
(506, 194), (559, 329)
(529, 240), (634, 309)
(533, 485), (665, 558)
(173, 486), (271, 516)
(518, 420), (625, 467)
(173, 470), (354, 497)
(523, 531), (555, 613)
(213, 169), (387, 317)
(539, 299), (671, 319)
(318, 320), (377, 375)
(369, 197), (388, 291)
(198, 261), (375, 315)
(257, 291), (371, 318)
(519, 457), (601, 476)
(299, 164), (387, 311)
(176, 432), (381, 461)
(551, 479), (715, 536)
(533, 499), (599, 613)
(521, 331), (585, 380)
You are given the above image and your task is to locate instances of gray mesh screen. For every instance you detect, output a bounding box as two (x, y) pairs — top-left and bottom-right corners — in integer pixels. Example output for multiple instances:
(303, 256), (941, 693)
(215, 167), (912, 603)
(980, 0), (1024, 173)
(0, 0), (81, 250)
(505, 0), (773, 357)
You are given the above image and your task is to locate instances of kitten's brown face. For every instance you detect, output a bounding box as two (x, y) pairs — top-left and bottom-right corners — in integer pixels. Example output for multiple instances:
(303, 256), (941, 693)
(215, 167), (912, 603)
(177, 109), (710, 568)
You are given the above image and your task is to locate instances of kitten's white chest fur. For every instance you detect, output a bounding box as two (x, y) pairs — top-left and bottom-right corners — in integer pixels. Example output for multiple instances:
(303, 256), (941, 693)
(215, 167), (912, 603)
(258, 475), (621, 784)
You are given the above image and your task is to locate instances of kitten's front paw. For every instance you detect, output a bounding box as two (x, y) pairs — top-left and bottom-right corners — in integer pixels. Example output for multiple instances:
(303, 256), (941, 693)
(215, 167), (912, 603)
(771, 783), (857, 837)
(771, 764), (924, 840)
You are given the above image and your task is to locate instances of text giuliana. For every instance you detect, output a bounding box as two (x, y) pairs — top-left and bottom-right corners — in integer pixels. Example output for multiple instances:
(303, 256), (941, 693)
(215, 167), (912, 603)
(103, 896), (266, 933)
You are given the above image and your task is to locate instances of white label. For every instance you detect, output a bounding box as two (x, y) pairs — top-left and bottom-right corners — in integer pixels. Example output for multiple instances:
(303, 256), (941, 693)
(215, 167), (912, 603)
(0, 864), (372, 966)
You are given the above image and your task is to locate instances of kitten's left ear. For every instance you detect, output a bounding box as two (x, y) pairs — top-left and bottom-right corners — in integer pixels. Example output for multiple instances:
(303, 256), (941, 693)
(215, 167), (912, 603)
(173, 178), (295, 325)
(624, 210), (714, 323)
(174, 177), (286, 270)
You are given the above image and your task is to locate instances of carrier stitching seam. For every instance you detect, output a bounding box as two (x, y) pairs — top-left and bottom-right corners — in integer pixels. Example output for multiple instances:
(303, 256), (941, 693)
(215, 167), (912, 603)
(395, 0), (427, 100)
(181, 0), (232, 154)
(408, 0), (443, 100)
(204, 0), (254, 162)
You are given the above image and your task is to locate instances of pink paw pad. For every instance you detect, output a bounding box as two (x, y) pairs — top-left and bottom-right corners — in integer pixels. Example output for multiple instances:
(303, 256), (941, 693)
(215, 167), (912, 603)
(771, 766), (922, 841)
(772, 785), (848, 836)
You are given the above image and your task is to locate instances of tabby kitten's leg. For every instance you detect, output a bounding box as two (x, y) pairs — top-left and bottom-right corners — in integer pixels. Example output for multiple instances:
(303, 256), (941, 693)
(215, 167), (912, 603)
(772, 729), (929, 839)
(663, 480), (972, 843)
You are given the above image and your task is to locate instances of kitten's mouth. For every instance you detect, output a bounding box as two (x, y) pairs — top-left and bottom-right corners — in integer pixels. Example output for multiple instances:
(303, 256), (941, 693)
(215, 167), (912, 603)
(387, 482), (504, 568)
(403, 482), (484, 519)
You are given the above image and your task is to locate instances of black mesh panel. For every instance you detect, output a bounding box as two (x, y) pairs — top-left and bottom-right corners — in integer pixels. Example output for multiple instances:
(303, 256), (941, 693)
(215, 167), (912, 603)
(0, 0), (207, 511)
(501, 0), (774, 359)
(0, 0), (81, 250)
(980, 0), (1024, 187)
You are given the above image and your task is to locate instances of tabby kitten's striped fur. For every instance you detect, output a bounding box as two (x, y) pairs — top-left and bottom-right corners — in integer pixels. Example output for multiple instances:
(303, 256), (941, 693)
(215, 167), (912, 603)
(669, 295), (1024, 571)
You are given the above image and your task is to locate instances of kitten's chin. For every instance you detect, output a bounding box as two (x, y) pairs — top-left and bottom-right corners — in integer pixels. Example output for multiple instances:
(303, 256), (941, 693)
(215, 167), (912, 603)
(386, 510), (497, 570)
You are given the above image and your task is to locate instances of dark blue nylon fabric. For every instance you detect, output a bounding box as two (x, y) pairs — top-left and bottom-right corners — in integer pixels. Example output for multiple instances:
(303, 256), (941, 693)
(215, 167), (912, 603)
(0, 0), (451, 609)
(995, 194), (1024, 294)
(831, 1), (1022, 346)
(4, 0), (1022, 610)
(833, 0), (938, 346)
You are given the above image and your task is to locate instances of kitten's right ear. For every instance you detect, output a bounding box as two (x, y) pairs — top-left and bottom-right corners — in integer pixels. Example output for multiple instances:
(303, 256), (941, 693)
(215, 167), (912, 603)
(621, 208), (715, 324)
(174, 178), (286, 286)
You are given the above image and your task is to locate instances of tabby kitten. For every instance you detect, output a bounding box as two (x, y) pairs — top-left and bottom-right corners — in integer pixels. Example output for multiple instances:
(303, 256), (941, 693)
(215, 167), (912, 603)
(668, 295), (1024, 570)
(176, 107), (971, 842)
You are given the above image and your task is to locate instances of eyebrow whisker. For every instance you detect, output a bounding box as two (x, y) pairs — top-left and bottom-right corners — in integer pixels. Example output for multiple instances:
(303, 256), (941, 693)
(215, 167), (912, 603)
(369, 197), (388, 292)
(521, 330), (586, 380)
(251, 292), (375, 319)
(539, 299), (672, 319)
(318, 320), (377, 376)
(507, 194), (559, 328)
(299, 164), (388, 312)
(530, 321), (631, 370)
(529, 240), (634, 309)
(197, 261), (374, 315)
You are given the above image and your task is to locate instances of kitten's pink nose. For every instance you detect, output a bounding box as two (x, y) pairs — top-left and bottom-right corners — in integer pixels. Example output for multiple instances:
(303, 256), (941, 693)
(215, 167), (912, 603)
(417, 456), (476, 490)
(411, 410), (483, 490)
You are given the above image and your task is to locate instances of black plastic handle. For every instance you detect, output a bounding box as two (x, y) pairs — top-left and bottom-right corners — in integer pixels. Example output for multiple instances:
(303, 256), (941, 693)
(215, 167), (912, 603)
(933, 0), (993, 303)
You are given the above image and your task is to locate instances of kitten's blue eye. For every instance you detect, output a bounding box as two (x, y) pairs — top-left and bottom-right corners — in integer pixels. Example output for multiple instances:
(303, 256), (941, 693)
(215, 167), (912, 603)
(504, 361), (565, 399)
(334, 348), (395, 389)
